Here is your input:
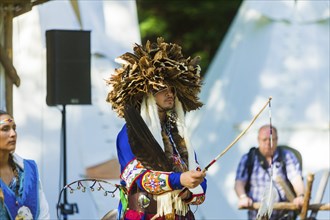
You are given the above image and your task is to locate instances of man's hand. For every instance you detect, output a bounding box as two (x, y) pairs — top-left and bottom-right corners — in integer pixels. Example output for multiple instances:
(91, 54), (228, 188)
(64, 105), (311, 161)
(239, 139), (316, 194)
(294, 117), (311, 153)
(180, 170), (205, 188)
(238, 194), (253, 208)
(293, 194), (304, 208)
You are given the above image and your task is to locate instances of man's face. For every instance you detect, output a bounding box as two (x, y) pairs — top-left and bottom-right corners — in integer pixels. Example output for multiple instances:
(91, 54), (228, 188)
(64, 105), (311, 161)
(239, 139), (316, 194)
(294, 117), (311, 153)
(154, 87), (175, 111)
(258, 126), (278, 157)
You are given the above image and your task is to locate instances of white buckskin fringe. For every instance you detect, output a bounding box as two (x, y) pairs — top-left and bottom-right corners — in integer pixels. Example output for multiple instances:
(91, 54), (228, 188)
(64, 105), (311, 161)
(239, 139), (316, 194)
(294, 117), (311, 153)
(153, 191), (188, 219)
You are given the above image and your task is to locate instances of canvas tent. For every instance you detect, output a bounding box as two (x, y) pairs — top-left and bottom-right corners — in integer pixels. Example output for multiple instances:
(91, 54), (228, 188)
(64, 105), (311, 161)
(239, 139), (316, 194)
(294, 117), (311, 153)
(3, 0), (140, 219)
(187, 0), (330, 219)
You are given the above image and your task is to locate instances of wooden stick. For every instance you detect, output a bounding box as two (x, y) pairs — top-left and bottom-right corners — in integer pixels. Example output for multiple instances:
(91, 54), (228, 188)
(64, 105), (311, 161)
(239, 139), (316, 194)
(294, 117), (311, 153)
(179, 97), (272, 197)
(241, 202), (330, 211)
(0, 45), (20, 86)
(178, 97), (272, 199)
(314, 170), (330, 202)
(203, 97), (272, 172)
(309, 170), (330, 219)
(275, 176), (295, 202)
(309, 203), (330, 211)
(242, 202), (299, 211)
(300, 173), (315, 219)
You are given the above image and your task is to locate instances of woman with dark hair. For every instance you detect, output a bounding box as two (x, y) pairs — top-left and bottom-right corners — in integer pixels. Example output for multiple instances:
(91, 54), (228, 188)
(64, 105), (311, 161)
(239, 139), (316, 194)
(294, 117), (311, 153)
(0, 110), (50, 219)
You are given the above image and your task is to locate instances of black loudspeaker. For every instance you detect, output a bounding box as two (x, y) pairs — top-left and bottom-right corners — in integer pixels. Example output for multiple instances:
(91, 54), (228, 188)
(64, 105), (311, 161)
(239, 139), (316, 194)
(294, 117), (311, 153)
(46, 30), (91, 106)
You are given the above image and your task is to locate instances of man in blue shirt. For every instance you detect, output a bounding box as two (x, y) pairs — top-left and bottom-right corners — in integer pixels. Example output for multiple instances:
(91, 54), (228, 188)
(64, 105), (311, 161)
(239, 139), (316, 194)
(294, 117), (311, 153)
(235, 124), (304, 220)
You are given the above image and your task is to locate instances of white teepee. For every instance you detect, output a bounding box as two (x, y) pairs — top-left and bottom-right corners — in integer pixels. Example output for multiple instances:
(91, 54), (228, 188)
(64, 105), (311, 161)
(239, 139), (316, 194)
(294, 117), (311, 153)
(11, 1), (140, 219)
(187, 0), (330, 219)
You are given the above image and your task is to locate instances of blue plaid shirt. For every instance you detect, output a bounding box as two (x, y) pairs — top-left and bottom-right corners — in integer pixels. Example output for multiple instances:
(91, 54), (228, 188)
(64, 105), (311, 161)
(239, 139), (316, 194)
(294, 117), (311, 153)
(235, 147), (302, 220)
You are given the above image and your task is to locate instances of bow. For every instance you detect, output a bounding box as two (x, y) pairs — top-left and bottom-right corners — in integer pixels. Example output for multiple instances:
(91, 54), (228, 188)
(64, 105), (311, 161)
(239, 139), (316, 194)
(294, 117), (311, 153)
(202, 97), (273, 172)
(179, 97), (273, 196)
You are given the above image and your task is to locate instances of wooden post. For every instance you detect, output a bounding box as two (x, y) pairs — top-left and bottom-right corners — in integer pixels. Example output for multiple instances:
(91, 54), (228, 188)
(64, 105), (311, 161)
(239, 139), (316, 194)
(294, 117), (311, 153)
(1, 0), (48, 114)
(242, 202), (330, 211)
(309, 203), (330, 211)
(309, 170), (330, 219)
(276, 176), (295, 202)
(300, 173), (315, 219)
(246, 202), (299, 211)
(0, 45), (20, 86)
(4, 3), (14, 115)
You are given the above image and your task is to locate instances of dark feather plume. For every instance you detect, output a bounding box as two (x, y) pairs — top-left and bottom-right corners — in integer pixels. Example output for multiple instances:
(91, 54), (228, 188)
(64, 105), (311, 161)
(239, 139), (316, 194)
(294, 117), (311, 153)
(123, 105), (172, 171)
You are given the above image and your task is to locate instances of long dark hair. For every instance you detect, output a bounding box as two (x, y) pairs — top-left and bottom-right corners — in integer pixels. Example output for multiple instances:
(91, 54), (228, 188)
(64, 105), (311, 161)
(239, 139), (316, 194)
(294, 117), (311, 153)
(0, 109), (19, 200)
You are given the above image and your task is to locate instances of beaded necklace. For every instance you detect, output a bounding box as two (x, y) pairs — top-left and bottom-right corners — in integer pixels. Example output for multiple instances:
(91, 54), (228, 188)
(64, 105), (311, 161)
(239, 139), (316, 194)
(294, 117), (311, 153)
(162, 113), (188, 172)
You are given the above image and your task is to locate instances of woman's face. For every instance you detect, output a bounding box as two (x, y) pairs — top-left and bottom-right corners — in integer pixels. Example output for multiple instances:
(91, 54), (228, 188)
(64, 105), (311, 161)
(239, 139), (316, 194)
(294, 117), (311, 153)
(0, 114), (17, 152)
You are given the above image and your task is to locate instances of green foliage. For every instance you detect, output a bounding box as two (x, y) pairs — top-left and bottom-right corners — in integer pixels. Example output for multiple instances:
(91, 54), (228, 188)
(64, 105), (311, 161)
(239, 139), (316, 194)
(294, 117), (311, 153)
(136, 0), (242, 77)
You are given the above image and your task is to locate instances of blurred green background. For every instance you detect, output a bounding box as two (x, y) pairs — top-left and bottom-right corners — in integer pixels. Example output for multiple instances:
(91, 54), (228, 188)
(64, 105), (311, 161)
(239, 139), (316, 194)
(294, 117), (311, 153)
(136, 0), (242, 77)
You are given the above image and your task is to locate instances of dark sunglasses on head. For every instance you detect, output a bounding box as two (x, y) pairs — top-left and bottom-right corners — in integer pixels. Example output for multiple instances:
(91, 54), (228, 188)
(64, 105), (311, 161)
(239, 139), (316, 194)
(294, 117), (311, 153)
(153, 86), (176, 96)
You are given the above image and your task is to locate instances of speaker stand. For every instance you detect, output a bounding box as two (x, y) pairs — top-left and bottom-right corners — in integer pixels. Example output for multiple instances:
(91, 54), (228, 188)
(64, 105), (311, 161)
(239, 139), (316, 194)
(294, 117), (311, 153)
(58, 105), (78, 219)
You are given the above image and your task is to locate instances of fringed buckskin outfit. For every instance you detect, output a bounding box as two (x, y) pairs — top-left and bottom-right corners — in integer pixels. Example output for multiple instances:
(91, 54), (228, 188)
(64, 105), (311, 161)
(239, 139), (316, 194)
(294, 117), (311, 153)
(106, 38), (207, 220)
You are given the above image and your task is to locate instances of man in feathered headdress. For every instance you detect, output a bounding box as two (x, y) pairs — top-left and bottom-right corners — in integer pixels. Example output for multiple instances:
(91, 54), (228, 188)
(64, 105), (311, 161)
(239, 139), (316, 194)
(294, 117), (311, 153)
(106, 37), (207, 220)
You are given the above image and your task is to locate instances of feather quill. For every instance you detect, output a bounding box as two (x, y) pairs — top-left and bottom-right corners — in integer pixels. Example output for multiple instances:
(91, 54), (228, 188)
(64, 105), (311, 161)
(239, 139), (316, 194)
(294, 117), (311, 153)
(256, 99), (277, 220)
(123, 105), (172, 171)
(256, 179), (278, 220)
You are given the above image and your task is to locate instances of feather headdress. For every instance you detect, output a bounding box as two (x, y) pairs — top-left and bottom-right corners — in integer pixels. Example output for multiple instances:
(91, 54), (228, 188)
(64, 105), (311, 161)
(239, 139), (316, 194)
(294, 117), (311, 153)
(106, 37), (203, 117)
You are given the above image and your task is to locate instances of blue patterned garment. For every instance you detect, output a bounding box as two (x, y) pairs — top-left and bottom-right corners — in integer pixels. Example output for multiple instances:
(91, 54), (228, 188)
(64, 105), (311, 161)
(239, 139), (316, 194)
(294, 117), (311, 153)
(0, 166), (24, 220)
(235, 148), (302, 220)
